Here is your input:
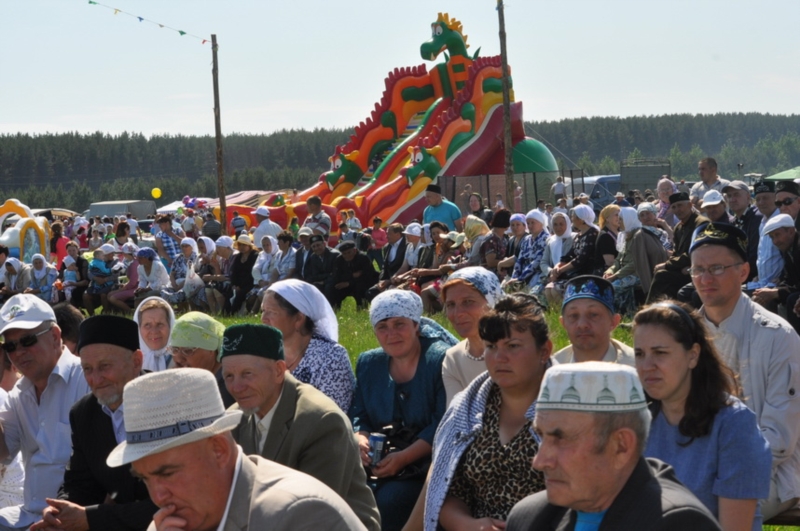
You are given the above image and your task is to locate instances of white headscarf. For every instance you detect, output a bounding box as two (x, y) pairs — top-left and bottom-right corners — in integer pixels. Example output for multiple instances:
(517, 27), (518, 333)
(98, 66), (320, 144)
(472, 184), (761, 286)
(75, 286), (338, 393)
(31, 254), (48, 280)
(133, 296), (176, 372)
(572, 204), (599, 231)
(267, 279), (338, 342)
(618, 207), (642, 253)
(445, 266), (504, 308)
(4, 258), (20, 289)
(547, 212), (572, 264)
(370, 290), (423, 328)
(198, 236), (216, 257)
(180, 237), (199, 256)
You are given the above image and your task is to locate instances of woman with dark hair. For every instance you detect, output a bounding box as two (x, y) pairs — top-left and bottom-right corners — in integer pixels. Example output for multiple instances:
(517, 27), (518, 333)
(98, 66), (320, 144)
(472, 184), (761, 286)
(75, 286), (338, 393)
(110, 220), (131, 258)
(49, 220), (70, 268)
(425, 293), (550, 530)
(479, 208), (510, 271)
(468, 193), (494, 225)
(634, 301), (771, 531)
(262, 279), (354, 411)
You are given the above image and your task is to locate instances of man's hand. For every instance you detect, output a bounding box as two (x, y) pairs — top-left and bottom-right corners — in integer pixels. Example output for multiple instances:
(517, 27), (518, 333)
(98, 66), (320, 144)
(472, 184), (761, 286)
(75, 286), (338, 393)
(355, 433), (371, 467)
(152, 504), (188, 531)
(753, 288), (779, 306)
(653, 263), (666, 273)
(30, 498), (89, 531)
(372, 450), (407, 478)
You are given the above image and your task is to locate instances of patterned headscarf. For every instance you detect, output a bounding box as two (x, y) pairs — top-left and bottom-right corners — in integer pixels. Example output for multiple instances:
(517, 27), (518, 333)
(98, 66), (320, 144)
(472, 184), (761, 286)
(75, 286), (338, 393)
(443, 266), (504, 308)
(370, 290), (423, 327)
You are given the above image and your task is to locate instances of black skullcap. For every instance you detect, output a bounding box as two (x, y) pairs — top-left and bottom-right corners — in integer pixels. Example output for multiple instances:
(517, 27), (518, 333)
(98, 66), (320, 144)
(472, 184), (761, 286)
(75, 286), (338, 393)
(338, 240), (356, 251)
(426, 184), (442, 194)
(220, 324), (284, 361)
(776, 181), (800, 196)
(77, 315), (140, 354)
(309, 234), (325, 245)
(689, 222), (748, 261)
(753, 179), (775, 195)
(668, 191), (690, 204)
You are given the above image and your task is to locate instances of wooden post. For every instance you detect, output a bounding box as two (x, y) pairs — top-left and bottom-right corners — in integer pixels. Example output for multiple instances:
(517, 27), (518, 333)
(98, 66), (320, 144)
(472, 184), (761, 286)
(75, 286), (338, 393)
(497, 0), (515, 211)
(211, 34), (227, 230)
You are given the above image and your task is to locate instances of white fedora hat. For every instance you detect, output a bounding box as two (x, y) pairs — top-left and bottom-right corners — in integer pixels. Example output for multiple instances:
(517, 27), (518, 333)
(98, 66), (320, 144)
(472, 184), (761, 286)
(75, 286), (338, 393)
(106, 368), (242, 467)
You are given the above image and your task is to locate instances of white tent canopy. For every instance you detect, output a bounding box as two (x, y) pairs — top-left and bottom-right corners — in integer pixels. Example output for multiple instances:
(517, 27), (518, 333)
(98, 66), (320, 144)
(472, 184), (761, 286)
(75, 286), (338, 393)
(156, 200), (186, 214)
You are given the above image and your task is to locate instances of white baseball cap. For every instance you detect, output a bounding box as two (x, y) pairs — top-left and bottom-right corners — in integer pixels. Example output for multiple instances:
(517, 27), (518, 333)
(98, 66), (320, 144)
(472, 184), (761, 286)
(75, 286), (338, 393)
(254, 206), (270, 217)
(403, 222), (422, 237)
(0, 294), (57, 335)
(702, 190), (725, 206)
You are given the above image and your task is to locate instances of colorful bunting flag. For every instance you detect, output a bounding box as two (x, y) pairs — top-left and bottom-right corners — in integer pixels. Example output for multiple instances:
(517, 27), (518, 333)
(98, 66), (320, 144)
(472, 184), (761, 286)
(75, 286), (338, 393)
(86, 1), (210, 44)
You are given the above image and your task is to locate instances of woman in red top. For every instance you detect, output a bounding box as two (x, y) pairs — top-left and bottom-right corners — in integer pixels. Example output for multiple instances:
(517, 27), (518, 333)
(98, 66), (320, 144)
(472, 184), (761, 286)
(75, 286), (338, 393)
(49, 221), (70, 269)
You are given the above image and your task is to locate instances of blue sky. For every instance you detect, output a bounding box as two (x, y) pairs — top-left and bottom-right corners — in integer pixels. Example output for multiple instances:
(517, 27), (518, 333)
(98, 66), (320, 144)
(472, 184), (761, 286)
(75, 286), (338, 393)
(2, 0), (798, 137)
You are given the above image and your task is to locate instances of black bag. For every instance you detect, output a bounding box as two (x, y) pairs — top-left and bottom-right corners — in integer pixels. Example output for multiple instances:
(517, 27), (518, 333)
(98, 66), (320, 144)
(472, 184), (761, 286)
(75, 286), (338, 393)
(371, 423), (431, 482)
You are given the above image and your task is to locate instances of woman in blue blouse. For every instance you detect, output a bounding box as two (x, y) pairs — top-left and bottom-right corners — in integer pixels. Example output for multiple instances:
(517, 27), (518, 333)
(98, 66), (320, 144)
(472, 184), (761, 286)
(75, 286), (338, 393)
(634, 301), (772, 531)
(349, 290), (457, 531)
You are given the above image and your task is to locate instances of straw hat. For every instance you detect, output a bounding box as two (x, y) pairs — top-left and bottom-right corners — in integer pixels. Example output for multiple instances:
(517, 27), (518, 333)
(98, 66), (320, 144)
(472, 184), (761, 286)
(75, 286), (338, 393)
(106, 368), (242, 467)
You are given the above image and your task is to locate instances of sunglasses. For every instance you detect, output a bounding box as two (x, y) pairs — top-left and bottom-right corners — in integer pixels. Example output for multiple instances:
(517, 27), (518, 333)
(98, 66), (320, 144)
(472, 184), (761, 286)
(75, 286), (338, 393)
(775, 197), (798, 208)
(1, 326), (53, 354)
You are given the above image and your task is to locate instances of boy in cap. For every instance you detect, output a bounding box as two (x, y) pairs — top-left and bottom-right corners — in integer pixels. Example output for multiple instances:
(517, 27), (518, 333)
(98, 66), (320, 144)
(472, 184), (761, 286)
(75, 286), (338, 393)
(690, 221), (800, 519)
(106, 368), (366, 531)
(220, 324), (380, 530)
(507, 362), (720, 530)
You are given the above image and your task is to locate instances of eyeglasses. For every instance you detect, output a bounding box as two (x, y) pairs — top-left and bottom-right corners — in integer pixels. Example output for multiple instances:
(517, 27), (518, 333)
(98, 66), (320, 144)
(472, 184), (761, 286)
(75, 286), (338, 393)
(1, 326), (53, 354)
(687, 263), (743, 278)
(169, 347), (199, 357)
(775, 197), (798, 208)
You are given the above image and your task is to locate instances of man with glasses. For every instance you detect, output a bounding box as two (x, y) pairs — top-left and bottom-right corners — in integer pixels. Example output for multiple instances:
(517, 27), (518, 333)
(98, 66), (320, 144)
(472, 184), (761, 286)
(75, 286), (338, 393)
(690, 157), (730, 207)
(30, 315), (156, 531)
(775, 181), (800, 231)
(0, 295), (90, 530)
(745, 179), (784, 293)
(690, 222), (800, 521)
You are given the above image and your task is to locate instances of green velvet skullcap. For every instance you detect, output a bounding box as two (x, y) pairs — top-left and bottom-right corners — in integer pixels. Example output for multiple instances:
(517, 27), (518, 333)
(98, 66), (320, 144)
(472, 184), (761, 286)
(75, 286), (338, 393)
(170, 312), (226, 354)
(220, 324), (284, 361)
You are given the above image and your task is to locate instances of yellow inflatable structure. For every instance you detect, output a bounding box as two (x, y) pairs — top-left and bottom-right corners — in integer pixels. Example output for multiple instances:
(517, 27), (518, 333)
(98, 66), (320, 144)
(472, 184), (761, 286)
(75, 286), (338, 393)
(0, 199), (51, 262)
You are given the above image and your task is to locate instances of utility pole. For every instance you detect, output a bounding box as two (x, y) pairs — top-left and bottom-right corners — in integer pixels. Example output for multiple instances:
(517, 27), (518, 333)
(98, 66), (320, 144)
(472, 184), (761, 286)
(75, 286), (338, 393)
(497, 0), (515, 210)
(211, 34), (227, 230)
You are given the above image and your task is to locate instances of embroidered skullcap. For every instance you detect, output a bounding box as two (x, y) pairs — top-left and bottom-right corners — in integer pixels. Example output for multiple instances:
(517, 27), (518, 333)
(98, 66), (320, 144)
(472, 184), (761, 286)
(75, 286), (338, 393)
(219, 323), (284, 361)
(443, 267), (504, 308)
(525, 209), (548, 227)
(370, 290), (423, 327)
(267, 279), (338, 341)
(776, 181), (800, 196)
(689, 222), (748, 261)
(537, 361), (647, 412)
(171, 312), (226, 353)
(753, 179), (775, 195)
(77, 315), (139, 354)
(563, 275), (615, 315)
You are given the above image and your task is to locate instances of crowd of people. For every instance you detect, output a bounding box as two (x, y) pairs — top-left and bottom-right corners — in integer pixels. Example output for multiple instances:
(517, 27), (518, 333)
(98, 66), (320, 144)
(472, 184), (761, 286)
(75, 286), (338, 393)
(0, 158), (797, 530)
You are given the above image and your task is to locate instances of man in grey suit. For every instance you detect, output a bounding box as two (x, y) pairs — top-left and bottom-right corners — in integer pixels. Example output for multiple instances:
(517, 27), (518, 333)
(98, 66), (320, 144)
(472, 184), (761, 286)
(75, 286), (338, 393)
(106, 367), (365, 531)
(221, 323), (380, 531)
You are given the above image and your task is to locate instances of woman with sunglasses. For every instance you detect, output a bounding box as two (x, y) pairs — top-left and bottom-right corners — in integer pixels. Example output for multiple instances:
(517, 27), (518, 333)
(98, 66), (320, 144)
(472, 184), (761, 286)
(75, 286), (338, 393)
(634, 301), (771, 531)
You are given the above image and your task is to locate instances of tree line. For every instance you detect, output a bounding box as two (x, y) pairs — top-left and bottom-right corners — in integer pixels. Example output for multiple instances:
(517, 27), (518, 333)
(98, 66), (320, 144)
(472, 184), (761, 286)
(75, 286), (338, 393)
(1, 112), (798, 212)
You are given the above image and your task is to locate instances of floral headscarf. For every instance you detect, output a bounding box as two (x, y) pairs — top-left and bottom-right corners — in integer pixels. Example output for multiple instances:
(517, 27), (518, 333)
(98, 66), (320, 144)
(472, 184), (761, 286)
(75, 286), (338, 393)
(443, 266), (504, 308)
(370, 290), (423, 327)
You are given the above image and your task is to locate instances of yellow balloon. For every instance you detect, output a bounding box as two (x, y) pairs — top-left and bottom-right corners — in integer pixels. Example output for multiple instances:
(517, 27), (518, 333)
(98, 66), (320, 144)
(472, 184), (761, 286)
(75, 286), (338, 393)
(151, 188), (162, 199)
